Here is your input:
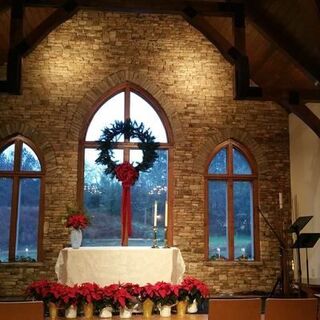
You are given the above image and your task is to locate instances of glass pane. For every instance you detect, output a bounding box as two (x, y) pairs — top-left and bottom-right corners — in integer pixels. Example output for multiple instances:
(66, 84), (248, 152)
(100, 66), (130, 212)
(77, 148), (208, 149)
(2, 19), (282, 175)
(0, 144), (15, 171)
(208, 181), (228, 259)
(86, 92), (125, 141)
(129, 150), (168, 246)
(21, 143), (41, 171)
(233, 148), (252, 174)
(234, 181), (254, 260)
(16, 178), (40, 262)
(208, 148), (227, 174)
(130, 92), (167, 143)
(0, 178), (13, 262)
(83, 148), (123, 246)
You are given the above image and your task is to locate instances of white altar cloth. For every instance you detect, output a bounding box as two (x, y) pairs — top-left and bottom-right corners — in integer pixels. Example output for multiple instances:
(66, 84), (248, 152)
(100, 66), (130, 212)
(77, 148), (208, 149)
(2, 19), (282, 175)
(55, 246), (185, 286)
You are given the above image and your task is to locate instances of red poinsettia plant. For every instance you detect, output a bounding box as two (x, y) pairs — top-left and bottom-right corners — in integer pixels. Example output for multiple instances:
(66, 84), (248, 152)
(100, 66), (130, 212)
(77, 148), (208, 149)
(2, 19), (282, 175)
(65, 206), (90, 230)
(181, 276), (209, 303)
(173, 284), (189, 302)
(111, 284), (135, 309)
(26, 280), (65, 305)
(77, 282), (101, 306)
(95, 284), (118, 311)
(59, 284), (79, 308)
(139, 283), (158, 303)
(153, 281), (178, 306)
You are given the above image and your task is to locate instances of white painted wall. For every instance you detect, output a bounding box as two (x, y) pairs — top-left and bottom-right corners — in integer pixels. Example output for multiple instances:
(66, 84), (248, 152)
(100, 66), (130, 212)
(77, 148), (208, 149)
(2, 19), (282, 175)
(289, 103), (320, 285)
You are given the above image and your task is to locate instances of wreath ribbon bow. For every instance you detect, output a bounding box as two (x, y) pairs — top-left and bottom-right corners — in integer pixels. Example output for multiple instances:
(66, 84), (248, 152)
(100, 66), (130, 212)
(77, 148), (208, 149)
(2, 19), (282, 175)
(115, 162), (139, 241)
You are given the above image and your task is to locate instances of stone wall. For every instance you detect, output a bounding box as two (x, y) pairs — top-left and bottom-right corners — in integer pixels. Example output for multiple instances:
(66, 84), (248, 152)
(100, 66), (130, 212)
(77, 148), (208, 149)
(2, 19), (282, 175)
(0, 11), (290, 296)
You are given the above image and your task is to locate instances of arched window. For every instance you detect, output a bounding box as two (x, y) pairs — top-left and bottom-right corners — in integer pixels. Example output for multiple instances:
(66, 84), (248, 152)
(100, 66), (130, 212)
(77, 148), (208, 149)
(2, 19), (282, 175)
(206, 139), (259, 261)
(0, 135), (44, 262)
(79, 83), (172, 246)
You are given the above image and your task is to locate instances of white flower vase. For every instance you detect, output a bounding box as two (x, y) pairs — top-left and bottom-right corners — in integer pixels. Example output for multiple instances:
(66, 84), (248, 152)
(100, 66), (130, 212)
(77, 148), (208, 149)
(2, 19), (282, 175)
(159, 305), (172, 317)
(99, 306), (113, 318)
(119, 307), (133, 318)
(187, 299), (198, 313)
(65, 305), (77, 318)
(70, 228), (82, 249)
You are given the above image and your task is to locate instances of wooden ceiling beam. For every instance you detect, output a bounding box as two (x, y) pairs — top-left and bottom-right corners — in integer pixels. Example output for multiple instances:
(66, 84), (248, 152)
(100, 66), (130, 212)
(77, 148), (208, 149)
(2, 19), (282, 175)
(245, 2), (320, 83)
(279, 100), (320, 138)
(17, 1), (78, 57)
(6, 0), (24, 94)
(183, 5), (261, 100)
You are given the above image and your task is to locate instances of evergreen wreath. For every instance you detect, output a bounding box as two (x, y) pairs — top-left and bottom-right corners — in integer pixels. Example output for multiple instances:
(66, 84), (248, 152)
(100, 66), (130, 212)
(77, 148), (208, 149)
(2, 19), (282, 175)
(96, 119), (160, 178)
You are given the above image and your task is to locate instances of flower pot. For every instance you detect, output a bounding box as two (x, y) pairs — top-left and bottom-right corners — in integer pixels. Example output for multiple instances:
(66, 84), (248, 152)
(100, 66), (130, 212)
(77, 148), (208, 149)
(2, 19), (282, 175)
(159, 305), (172, 317)
(142, 299), (154, 317)
(176, 300), (188, 316)
(65, 305), (77, 318)
(70, 228), (82, 249)
(187, 299), (198, 313)
(119, 307), (133, 318)
(48, 302), (58, 319)
(84, 302), (94, 319)
(99, 306), (113, 318)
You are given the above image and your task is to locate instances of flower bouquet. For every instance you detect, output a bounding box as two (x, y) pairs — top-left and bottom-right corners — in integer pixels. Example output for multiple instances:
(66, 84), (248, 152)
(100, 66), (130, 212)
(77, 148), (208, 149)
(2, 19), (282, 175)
(65, 207), (89, 230)
(65, 206), (90, 249)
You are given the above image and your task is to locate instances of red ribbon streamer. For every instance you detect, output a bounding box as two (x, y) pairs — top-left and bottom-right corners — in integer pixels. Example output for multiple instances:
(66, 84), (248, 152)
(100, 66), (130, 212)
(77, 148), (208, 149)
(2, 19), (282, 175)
(115, 162), (139, 245)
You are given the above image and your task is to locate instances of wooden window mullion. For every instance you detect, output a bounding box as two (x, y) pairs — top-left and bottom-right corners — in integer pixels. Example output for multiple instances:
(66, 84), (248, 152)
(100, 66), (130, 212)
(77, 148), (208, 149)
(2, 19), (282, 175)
(8, 141), (22, 262)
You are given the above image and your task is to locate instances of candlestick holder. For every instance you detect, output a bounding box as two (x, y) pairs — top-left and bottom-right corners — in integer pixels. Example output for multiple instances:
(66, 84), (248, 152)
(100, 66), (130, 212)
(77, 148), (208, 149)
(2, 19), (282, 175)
(151, 226), (159, 248)
(163, 226), (170, 248)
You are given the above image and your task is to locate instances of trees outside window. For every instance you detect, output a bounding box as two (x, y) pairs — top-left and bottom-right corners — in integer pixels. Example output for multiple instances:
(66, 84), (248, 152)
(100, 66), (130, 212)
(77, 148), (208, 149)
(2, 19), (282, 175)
(0, 136), (44, 262)
(207, 139), (259, 261)
(80, 83), (172, 246)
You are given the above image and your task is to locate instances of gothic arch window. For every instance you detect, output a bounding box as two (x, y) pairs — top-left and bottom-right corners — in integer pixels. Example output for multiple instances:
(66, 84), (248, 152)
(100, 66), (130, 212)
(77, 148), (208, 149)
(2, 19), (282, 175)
(206, 139), (259, 261)
(79, 82), (173, 246)
(0, 135), (44, 262)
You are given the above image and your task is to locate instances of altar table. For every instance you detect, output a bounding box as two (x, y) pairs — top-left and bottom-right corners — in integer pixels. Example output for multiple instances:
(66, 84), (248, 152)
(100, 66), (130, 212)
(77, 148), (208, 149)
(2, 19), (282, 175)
(55, 247), (185, 286)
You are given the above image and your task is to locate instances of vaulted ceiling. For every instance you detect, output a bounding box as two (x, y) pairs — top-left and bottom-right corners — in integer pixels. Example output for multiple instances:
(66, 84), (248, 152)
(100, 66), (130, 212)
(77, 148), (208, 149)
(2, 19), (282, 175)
(0, 0), (320, 136)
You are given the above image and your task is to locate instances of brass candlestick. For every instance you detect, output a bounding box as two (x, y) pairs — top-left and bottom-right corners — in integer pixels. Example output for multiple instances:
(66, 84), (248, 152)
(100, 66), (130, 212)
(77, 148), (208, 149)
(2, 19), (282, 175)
(152, 226), (159, 248)
(163, 226), (170, 248)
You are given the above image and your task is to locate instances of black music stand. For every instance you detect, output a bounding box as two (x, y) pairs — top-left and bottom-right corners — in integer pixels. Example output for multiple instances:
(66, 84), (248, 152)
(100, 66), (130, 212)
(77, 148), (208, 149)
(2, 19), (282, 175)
(288, 216), (314, 293)
(293, 233), (320, 286)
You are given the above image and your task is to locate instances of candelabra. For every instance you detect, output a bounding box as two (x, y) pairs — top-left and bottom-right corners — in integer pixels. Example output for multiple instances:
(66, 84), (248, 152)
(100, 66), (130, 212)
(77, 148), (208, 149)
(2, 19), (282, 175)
(151, 226), (159, 248)
(163, 226), (170, 248)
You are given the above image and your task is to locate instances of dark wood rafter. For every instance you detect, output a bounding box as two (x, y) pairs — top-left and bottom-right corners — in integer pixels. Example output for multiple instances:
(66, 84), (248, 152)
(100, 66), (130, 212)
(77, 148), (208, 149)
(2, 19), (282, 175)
(0, 0), (78, 94)
(245, 2), (320, 83)
(278, 100), (320, 138)
(6, 0), (24, 94)
(182, 4), (261, 99)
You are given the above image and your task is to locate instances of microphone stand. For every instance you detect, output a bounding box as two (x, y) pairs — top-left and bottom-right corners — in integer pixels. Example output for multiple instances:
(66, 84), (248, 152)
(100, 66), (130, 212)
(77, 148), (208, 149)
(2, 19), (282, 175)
(258, 207), (290, 296)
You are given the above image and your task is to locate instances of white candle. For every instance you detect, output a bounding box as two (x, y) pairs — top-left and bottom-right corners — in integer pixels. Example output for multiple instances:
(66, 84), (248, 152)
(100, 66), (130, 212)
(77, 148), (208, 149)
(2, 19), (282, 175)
(279, 192), (283, 209)
(154, 201), (158, 227)
(165, 201), (168, 227)
(217, 247), (220, 258)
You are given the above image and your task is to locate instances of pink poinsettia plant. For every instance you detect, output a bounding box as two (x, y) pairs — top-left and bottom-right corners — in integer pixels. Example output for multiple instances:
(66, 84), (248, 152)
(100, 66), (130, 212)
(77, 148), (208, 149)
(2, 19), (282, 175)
(181, 276), (209, 303)
(65, 206), (89, 230)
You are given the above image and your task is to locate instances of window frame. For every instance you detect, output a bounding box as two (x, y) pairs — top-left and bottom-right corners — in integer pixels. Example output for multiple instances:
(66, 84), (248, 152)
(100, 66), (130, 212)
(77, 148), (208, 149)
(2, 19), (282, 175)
(205, 139), (260, 261)
(78, 82), (174, 246)
(0, 135), (45, 263)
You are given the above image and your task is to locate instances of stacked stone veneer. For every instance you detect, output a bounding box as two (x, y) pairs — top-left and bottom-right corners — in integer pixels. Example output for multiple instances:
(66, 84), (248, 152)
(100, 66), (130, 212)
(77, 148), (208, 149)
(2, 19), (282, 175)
(0, 11), (290, 296)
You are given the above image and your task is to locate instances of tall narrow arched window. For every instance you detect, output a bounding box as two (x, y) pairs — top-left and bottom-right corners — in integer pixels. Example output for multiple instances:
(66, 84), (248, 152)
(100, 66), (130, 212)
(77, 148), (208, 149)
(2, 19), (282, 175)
(206, 139), (259, 261)
(0, 135), (44, 262)
(79, 83), (172, 246)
